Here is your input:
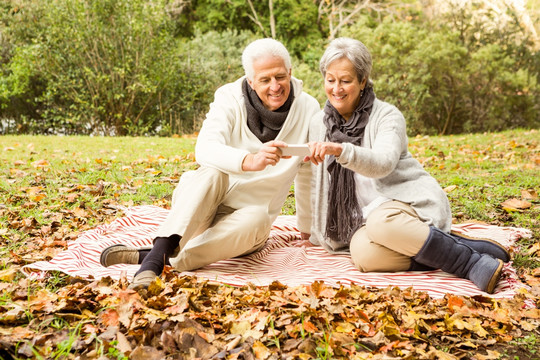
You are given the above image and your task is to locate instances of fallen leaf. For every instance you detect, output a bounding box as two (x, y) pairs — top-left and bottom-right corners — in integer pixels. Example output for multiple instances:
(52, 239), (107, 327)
(0, 268), (17, 281)
(444, 185), (457, 193)
(252, 340), (271, 359)
(31, 159), (50, 168)
(527, 242), (540, 256)
(501, 198), (531, 212)
(129, 345), (164, 360)
(116, 331), (132, 354)
(521, 189), (538, 200)
(230, 321), (252, 337)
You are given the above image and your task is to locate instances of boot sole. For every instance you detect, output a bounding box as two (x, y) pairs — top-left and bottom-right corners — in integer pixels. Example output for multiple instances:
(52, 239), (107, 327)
(486, 259), (504, 294)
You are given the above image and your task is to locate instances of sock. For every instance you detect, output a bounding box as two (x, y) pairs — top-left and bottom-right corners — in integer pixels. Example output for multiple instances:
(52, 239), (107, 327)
(135, 235), (180, 276)
(137, 249), (150, 263)
(137, 249), (171, 265)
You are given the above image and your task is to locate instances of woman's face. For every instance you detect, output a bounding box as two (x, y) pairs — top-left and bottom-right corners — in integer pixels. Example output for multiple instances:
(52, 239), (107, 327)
(324, 57), (367, 121)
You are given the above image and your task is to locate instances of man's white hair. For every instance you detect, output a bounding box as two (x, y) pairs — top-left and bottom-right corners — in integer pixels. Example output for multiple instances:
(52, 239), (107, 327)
(242, 38), (291, 81)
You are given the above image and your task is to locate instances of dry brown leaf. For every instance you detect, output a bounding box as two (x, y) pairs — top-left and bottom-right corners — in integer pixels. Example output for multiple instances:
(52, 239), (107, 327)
(521, 189), (538, 200)
(129, 345), (164, 360)
(0, 268), (17, 281)
(527, 242), (540, 256)
(252, 340), (271, 359)
(31, 159), (50, 168)
(116, 331), (132, 354)
(501, 198), (532, 212)
(444, 185), (457, 193)
(101, 308), (120, 327)
(475, 350), (501, 359)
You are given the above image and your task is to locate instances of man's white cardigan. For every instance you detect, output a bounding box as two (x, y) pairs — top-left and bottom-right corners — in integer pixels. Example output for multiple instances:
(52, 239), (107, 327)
(194, 76), (321, 234)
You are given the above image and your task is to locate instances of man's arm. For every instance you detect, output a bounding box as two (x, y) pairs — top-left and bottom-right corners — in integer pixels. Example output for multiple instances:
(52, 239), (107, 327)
(195, 83), (254, 174)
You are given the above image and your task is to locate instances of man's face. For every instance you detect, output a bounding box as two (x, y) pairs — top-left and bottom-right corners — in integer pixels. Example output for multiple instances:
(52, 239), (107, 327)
(248, 56), (292, 111)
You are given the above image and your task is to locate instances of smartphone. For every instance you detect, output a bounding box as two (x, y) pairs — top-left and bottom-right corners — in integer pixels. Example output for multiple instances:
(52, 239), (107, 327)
(279, 144), (310, 157)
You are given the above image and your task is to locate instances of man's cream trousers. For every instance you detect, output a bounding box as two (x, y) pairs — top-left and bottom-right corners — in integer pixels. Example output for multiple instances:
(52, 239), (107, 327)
(156, 167), (272, 272)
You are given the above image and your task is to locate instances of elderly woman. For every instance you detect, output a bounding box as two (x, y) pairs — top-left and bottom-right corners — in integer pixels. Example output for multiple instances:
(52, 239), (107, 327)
(306, 37), (509, 293)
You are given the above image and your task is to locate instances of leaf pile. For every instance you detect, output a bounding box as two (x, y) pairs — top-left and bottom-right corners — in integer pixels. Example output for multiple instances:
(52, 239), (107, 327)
(1, 270), (539, 359)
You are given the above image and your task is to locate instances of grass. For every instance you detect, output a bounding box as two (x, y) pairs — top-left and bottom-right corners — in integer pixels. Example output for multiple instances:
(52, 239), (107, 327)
(0, 129), (539, 359)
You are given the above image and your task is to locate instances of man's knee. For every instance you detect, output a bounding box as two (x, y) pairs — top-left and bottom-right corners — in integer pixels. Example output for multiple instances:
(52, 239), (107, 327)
(242, 206), (272, 247)
(245, 206), (272, 232)
(172, 167), (228, 203)
(191, 167), (229, 188)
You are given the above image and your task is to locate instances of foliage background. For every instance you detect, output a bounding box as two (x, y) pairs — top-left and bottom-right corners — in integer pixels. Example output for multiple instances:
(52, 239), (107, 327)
(0, 0), (539, 136)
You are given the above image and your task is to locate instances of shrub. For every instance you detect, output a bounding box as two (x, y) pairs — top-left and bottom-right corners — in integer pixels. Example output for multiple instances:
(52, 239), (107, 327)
(177, 29), (256, 132)
(1, 0), (205, 135)
(36, 0), (193, 135)
(345, 11), (539, 135)
(0, 45), (46, 133)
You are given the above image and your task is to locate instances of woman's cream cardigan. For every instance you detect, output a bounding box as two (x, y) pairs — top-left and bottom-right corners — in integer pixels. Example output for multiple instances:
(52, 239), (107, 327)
(309, 98), (452, 253)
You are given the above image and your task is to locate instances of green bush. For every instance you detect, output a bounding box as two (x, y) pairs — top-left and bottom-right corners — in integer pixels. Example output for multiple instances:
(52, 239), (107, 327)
(345, 11), (540, 135)
(1, 0), (205, 135)
(180, 0), (325, 59)
(38, 0), (192, 135)
(178, 29), (256, 132)
(0, 44), (45, 133)
(1, 0), (538, 136)
(0, 1), (46, 131)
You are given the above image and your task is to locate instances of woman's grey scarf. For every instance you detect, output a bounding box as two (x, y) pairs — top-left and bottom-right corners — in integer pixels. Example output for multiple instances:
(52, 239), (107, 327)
(242, 78), (294, 143)
(323, 85), (375, 246)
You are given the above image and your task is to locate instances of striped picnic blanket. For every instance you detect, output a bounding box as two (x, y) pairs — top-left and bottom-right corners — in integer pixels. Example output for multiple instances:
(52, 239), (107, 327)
(21, 205), (531, 299)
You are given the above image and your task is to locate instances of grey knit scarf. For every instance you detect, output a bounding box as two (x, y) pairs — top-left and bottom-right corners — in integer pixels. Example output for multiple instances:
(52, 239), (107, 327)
(242, 78), (294, 143)
(323, 85), (375, 245)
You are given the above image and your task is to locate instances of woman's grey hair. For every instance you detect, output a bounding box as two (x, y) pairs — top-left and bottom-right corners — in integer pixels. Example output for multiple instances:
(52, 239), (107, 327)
(242, 38), (291, 81)
(319, 37), (372, 85)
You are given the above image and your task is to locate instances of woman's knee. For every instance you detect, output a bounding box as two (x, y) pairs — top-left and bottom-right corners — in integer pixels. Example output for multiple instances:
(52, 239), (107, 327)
(349, 228), (375, 271)
(350, 219), (415, 272)
(351, 234), (411, 272)
(364, 204), (418, 244)
(351, 248), (385, 272)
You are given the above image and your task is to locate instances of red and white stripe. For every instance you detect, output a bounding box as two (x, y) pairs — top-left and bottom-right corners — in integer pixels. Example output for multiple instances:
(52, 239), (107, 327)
(21, 205), (531, 300)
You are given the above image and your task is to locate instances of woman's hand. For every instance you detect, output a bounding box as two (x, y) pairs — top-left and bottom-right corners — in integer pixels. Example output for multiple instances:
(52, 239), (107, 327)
(305, 141), (343, 165)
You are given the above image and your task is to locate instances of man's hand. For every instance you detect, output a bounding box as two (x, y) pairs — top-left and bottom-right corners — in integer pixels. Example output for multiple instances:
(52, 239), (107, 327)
(305, 141), (343, 165)
(242, 140), (287, 171)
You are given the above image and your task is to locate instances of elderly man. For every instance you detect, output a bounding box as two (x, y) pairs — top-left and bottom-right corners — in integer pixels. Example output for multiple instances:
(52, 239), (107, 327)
(100, 38), (320, 289)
